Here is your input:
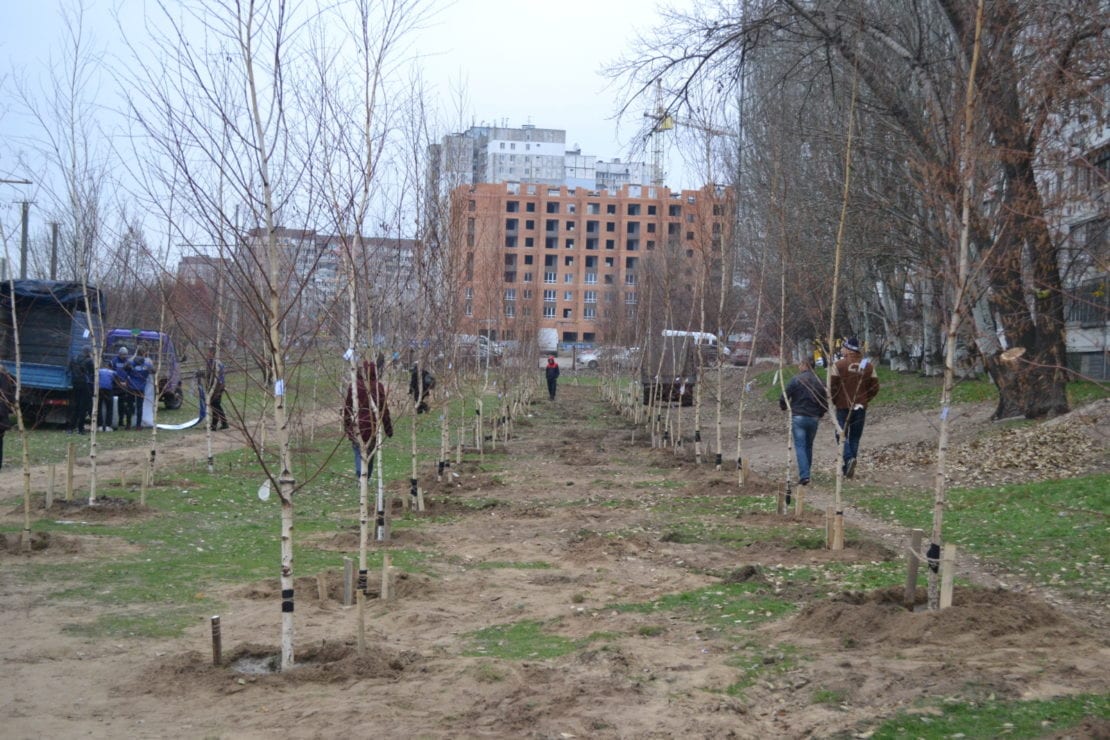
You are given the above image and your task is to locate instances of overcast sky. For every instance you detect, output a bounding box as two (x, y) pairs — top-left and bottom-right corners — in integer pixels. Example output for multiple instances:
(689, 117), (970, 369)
(1, 0), (702, 249)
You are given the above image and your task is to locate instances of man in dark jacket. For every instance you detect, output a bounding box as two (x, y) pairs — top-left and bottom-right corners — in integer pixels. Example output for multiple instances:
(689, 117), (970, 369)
(128, 348), (153, 430)
(343, 361), (393, 479)
(780, 358), (829, 486)
(205, 345), (229, 430)
(0, 365), (15, 470)
(67, 347), (95, 434)
(409, 363), (435, 414)
(829, 337), (880, 478)
(545, 356), (560, 401)
(110, 347), (134, 430)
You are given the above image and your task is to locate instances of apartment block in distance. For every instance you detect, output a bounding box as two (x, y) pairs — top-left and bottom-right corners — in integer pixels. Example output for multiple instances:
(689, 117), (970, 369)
(453, 181), (733, 346)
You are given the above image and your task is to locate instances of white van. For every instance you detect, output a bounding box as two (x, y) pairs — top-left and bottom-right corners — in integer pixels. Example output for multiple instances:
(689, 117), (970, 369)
(661, 330), (730, 363)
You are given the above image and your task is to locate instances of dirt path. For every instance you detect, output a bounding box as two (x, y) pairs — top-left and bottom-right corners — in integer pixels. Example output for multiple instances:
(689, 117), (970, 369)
(0, 383), (1106, 739)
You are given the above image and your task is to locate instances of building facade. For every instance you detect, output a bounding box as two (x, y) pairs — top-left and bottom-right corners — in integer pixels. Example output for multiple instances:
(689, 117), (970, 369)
(452, 181), (733, 347)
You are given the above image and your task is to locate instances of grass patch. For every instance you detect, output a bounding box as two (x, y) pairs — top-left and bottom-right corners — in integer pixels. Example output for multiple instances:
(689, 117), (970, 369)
(724, 642), (801, 697)
(812, 687), (846, 705)
(607, 582), (795, 631)
(62, 608), (196, 639)
(862, 693), (1109, 739)
(463, 619), (601, 660)
(854, 474), (1110, 596)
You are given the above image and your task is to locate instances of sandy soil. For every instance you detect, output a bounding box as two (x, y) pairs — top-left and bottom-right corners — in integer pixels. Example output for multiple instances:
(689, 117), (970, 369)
(0, 374), (1107, 739)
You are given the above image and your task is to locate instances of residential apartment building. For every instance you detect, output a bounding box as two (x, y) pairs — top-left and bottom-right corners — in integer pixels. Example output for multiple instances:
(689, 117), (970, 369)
(431, 123), (651, 190)
(452, 181), (733, 346)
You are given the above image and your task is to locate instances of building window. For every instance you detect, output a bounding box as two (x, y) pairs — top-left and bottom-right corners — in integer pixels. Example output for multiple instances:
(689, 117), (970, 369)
(627, 239), (639, 251)
(565, 220), (575, 231)
(523, 289), (533, 299)
(564, 256), (574, 266)
(545, 237), (558, 249)
(627, 203), (641, 216)
(564, 290), (573, 301)
(526, 202), (536, 212)
(647, 240), (655, 250)
(525, 237), (534, 247)
(648, 205), (657, 215)
(626, 257), (638, 269)
(587, 202), (600, 214)
(545, 219), (558, 232)
(543, 305), (555, 318)
(504, 271), (516, 283)
(546, 202), (560, 214)
(505, 288), (516, 301)
(524, 255), (534, 265)
(585, 272), (597, 284)
(669, 205), (680, 217)
(544, 271), (556, 284)
(584, 290), (597, 303)
(507, 201), (519, 212)
(584, 305), (596, 319)
(567, 203), (576, 214)
(525, 219), (535, 230)
(504, 303), (515, 317)
(647, 222), (656, 233)
(605, 239), (615, 250)
(668, 223), (679, 235)
(687, 231), (695, 240)
(606, 204), (616, 214)
(564, 274), (574, 284)
(563, 308), (573, 319)
(468, 200), (476, 211)
(585, 256), (597, 268)
(625, 274), (637, 285)
(606, 222), (616, 232)
(543, 289), (556, 301)
(586, 220), (599, 233)
(465, 301), (473, 316)
(465, 287), (473, 299)
(506, 218), (518, 231)
(565, 238), (575, 249)
(523, 272), (533, 283)
(586, 238), (598, 250)
(625, 291), (637, 304)
(505, 236), (517, 248)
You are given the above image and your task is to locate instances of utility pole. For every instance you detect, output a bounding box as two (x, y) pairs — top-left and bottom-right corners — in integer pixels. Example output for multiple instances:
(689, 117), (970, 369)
(1, 178), (34, 280)
(50, 222), (59, 279)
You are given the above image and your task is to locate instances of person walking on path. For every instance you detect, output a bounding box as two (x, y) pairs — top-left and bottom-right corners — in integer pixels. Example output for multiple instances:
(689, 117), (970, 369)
(545, 356), (560, 401)
(829, 337), (880, 479)
(67, 347), (95, 434)
(779, 358), (829, 486)
(205, 345), (229, 430)
(343, 360), (393, 479)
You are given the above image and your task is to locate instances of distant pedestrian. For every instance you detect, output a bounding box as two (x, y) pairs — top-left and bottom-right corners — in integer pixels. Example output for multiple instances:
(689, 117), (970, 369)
(205, 344), (229, 431)
(780, 358), (828, 486)
(829, 337), (880, 479)
(545, 356), (560, 401)
(128, 348), (153, 429)
(97, 364), (116, 431)
(343, 361), (393, 479)
(0, 365), (15, 470)
(67, 347), (95, 434)
(409, 363), (435, 414)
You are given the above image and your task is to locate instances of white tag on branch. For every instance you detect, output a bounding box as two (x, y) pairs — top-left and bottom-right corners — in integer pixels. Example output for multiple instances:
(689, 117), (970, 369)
(258, 480), (271, 501)
(274, 379), (285, 396)
(860, 357), (870, 369)
(83, 329), (90, 338)
(343, 348), (354, 361)
(940, 406), (950, 421)
(772, 370), (780, 386)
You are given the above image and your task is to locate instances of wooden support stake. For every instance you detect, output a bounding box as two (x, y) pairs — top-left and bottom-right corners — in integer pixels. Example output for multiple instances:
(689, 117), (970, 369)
(356, 591), (366, 656)
(793, 487), (804, 516)
(416, 487), (425, 512)
(904, 528), (924, 609)
(210, 615), (222, 666)
(831, 511), (845, 551)
(48, 465), (56, 506)
(825, 505), (833, 549)
(939, 543), (957, 609)
(316, 572), (327, 602)
(342, 557), (353, 606)
(65, 443), (75, 501)
(776, 489), (786, 516)
(380, 553), (391, 601)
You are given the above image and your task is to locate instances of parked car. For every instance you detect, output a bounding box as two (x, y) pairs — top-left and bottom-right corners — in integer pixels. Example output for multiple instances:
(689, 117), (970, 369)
(103, 329), (186, 409)
(577, 349), (602, 369)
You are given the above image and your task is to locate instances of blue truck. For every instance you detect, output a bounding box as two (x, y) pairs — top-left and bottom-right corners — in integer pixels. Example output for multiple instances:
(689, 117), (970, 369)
(0, 280), (105, 423)
(103, 329), (185, 410)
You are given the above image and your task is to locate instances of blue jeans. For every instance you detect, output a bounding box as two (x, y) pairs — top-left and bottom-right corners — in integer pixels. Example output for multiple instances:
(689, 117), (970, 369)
(836, 407), (867, 466)
(352, 442), (376, 479)
(791, 414), (820, 482)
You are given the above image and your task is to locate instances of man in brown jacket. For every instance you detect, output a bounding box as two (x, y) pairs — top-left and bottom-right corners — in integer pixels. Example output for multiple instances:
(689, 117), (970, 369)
(829, 337), (879, 478)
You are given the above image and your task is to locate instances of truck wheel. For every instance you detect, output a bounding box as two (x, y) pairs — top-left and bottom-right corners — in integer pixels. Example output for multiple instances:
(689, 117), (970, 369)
(164, 388), (183, 410)
(588, 360), (599, 369)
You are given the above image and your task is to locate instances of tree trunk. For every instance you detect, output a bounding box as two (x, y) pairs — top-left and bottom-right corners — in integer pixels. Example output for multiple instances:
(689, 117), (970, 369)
(984, 348), (1069, 420)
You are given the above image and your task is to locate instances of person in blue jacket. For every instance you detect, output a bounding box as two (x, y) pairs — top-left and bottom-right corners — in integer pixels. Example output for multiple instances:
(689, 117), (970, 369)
(97, 363), (116, 431)
(110, 347), (134, 430)
(128, 347), (153, 429)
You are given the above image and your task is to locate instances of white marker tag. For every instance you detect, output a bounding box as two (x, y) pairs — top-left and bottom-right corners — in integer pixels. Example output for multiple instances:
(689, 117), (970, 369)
(343, 348), (354, 361)
(274, 379), (284, 396)
(257, 480), (271, 501)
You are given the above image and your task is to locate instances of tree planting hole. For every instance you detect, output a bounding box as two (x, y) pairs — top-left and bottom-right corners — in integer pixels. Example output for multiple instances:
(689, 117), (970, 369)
(232, 654), (280, 675)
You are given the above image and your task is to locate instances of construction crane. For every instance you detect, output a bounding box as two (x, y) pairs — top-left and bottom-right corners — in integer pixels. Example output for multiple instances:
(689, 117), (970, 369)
(644, 81), (737, 187)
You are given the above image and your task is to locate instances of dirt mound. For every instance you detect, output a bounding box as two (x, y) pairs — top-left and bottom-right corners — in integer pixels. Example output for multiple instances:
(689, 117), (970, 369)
(131, 641), (416, 695)
(38, 496), (153, 521)
(792, 587), (1075, 646)
(565, 531), (657, 563)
